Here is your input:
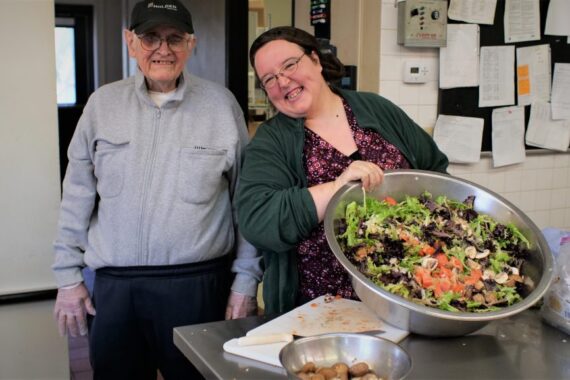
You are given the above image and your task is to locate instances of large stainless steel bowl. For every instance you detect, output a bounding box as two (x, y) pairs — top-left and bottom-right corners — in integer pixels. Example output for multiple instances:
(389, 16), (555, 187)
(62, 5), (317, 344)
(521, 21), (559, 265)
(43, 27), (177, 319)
(279, 333), (412, 380)
(324, 170), (555, 336)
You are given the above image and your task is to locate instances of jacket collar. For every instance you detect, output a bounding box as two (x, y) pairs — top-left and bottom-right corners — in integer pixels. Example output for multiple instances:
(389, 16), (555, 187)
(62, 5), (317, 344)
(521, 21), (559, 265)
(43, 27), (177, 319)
(135, 68), (190, 107)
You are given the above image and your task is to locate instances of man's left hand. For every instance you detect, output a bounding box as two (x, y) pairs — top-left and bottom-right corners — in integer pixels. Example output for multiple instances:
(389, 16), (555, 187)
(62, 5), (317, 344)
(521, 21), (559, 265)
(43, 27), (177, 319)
(225, 291), (257, 320)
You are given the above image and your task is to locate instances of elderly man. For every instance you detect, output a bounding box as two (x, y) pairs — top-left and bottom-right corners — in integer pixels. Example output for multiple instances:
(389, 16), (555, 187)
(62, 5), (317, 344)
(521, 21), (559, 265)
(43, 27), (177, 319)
(51, 0), (261, 378)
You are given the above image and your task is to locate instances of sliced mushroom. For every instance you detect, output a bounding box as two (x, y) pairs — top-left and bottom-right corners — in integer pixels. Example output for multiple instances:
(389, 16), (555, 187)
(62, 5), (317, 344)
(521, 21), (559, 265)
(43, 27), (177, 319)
(482, 269), (495, 280)
(465, 246), (477, 259)
(473, 293), (485, 304)
(484, 291), (498, 304)
(494, 272), (509, 284)
(475, 249), (490, 259)
(466, 258), (481, 270)
(474, 280), (485, 291)
(421, 257), (439, 271)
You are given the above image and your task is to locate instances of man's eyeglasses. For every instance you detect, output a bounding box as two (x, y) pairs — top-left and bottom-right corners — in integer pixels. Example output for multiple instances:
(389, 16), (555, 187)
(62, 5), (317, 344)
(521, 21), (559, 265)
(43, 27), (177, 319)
(137, 33), (191, 52)
(259, 53), (305, 90)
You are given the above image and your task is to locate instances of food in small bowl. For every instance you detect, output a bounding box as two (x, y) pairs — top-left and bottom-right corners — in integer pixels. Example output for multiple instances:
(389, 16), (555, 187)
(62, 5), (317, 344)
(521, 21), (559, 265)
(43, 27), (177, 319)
(324, 170), (554, 336)
(279, 333), (412, 380)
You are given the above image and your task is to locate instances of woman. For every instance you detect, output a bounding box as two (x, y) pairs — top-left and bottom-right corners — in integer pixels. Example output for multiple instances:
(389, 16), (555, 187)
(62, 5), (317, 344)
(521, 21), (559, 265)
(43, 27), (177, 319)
(237, 26), (448, 314)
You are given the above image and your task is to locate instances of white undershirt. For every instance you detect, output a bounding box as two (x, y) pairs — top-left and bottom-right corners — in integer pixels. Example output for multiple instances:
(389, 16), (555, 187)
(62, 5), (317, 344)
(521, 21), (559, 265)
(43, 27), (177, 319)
(148, 89), (176, 107)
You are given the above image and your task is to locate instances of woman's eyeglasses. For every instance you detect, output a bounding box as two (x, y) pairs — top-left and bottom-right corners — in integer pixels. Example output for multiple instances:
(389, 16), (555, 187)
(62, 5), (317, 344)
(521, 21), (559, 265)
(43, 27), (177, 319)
(137, 33), (191, 52)
(259, 53), (306, 89)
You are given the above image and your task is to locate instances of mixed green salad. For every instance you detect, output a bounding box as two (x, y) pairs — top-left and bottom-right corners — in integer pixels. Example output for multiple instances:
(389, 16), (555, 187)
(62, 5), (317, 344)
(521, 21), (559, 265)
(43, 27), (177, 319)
(337, 191), (533, 312)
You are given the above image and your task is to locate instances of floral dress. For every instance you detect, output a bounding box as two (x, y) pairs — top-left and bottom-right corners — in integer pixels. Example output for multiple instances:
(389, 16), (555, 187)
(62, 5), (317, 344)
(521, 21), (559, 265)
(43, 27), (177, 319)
(297, 98), (411, 300)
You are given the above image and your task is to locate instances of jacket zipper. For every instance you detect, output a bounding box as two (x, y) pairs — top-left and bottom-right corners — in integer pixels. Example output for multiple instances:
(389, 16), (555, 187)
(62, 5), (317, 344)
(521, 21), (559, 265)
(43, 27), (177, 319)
(136, 108), (161, 264)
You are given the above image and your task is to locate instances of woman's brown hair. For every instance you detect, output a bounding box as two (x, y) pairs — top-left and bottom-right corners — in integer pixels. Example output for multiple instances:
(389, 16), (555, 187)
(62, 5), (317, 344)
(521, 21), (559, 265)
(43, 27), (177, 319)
(249, 26), (345, 83)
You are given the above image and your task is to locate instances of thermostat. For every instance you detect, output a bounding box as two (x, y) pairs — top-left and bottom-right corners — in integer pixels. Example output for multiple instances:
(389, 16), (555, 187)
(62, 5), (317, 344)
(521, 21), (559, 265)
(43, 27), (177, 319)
(404, 61), (429, 83)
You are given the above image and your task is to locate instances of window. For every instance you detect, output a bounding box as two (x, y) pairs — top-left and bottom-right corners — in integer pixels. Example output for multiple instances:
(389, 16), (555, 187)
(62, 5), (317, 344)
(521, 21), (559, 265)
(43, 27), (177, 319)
(55, 24), (77, 105)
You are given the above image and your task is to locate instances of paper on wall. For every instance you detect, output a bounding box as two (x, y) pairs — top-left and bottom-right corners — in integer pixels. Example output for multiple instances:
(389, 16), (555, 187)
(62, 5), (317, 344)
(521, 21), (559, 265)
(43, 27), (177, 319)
(491, 106), (526, 167)
(479, 45), (515, 108)
(504, 0), (541, 43)
(439, 24), (479, 89)
(545, 0), (570, 36)
(551, 63), (570, 120)
(525, 102), (570, 152)
(516, 44), (551, 106)
(448, 0), (496, 25)
(433, 115), (484, 163)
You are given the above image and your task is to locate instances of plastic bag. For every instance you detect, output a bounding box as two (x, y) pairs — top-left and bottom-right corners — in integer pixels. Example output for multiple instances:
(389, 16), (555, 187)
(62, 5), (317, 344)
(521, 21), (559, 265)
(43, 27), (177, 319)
(540, 230), (570, 334)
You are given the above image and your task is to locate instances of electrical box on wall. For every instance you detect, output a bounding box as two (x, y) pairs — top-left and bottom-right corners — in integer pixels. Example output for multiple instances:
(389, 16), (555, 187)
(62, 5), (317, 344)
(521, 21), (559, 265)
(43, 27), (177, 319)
(397, 0), (447, 48)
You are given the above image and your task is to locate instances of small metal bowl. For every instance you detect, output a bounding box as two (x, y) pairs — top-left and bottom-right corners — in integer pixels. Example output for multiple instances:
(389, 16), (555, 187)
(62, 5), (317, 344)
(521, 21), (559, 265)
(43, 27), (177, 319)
(279, 333), (412, 380)
(324, 170), (555, 336)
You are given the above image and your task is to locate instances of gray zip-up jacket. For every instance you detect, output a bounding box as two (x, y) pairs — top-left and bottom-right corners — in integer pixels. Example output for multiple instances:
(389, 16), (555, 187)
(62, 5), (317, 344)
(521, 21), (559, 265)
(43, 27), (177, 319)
(52, 69), (262, 297)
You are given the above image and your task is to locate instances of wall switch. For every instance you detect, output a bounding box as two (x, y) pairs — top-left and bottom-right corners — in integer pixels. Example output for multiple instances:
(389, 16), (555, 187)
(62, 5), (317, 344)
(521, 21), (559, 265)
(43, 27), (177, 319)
(403, 60), (429, 83)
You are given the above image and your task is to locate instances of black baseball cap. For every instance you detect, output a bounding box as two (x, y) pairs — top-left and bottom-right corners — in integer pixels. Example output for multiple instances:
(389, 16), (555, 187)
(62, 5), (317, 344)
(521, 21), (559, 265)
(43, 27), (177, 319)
(130, 0), (194, 35)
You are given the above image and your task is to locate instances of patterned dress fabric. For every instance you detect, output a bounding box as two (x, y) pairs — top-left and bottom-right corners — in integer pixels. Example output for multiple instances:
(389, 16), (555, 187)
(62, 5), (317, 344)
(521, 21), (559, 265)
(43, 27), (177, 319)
(297, 98), (411, 300)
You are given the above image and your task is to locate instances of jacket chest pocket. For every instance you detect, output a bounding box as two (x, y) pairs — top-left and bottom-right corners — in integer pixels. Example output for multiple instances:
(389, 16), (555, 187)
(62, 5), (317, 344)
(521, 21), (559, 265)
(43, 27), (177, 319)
(93, 139), (130, 198)
(178, 148), (227, 204)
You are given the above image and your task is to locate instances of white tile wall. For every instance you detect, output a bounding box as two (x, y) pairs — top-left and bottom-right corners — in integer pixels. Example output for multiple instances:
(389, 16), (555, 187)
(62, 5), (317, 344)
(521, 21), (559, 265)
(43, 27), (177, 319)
(378, 0), (570, 231)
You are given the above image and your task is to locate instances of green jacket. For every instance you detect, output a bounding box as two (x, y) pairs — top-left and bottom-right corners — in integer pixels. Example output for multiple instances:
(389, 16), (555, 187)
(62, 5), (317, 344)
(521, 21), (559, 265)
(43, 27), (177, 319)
(236, 88), (448, 314)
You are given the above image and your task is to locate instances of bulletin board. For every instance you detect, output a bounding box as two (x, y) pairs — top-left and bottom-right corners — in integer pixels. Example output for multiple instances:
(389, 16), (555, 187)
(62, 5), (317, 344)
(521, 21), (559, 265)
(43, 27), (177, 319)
(438, 0), (570, 152)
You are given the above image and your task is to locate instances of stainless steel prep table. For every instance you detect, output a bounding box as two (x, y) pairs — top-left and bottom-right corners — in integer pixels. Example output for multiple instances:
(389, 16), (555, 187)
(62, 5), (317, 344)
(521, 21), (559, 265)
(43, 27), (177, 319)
(174, 310), (569, 380)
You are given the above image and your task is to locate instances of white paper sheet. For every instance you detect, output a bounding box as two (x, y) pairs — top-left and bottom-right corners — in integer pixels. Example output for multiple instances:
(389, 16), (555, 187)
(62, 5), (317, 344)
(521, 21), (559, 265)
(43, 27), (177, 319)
(525, 102), (570, 151)
(551, 63), (570, 120)
(448, 0), (497, 25)
(439, 24), (479, 89)
(492, 106), (526, 167)
(479, 46), (515, 108)
(516, 44), (551, 106)
(504, 0), (541, 43)
(433, 115), (484, 163)
(545, 0), (570, 36)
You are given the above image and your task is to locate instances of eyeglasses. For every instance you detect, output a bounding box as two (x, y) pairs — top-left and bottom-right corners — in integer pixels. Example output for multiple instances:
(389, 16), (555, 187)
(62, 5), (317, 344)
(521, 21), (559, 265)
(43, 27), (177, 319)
(137, 33), (191, 52)
(259, 53), (305, 89)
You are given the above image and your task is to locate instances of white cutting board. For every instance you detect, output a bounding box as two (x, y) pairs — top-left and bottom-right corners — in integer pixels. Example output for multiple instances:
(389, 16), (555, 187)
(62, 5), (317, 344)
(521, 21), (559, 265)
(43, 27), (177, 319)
(223, 295), (409, 367)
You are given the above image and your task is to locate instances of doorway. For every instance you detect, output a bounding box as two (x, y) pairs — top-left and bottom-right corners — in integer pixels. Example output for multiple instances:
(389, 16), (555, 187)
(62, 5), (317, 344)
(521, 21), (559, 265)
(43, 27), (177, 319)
(246, 0), (293, 135)
(54, 4), (95, 182)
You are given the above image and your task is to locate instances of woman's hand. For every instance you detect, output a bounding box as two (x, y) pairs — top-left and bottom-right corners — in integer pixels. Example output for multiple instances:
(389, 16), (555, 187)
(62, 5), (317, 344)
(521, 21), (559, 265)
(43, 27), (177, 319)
(333, 160), (384, 193)
(309, 161), (384, 222)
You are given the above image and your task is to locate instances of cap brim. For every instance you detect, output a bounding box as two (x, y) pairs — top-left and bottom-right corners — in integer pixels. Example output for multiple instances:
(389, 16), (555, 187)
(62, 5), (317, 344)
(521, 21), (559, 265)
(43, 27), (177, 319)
(133, 18), (193, 35)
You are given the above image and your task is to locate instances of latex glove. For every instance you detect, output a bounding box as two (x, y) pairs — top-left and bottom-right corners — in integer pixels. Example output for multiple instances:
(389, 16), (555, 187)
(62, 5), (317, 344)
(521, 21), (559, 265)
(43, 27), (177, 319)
(225, 291), (257, 320)
(53, 283), (96, 337)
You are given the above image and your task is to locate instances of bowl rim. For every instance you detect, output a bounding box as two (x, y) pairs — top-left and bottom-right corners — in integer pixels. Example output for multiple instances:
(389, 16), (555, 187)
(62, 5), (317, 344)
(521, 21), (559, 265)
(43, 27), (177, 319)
(278, 332), (412, 379)
(324, 169), (555, 322)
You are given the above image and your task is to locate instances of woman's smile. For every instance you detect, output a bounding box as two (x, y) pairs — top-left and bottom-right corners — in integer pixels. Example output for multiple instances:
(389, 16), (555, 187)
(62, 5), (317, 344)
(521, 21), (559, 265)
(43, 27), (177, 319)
(285, 86), (304, 101)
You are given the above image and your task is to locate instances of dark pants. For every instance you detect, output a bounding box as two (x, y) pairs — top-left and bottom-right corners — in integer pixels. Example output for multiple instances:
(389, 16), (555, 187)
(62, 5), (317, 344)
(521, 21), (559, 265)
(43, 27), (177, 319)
(88, 256), (232, 380)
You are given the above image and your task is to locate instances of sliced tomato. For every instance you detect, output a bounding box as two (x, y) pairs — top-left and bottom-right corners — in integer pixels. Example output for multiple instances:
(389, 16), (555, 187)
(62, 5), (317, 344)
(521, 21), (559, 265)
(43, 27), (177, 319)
(435, 253), (449, 267)
(436, 267), (454, 281)
(452, 283), (465, 293)
(450, 256), (463, 270)
(400, 231), (420, 246)
(383, 196), (398, 206)
(420, 245), (436, 256)
(438, 278), (451, 292)
(414, 267), (433, 288)
(463, 268), (482, 285)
